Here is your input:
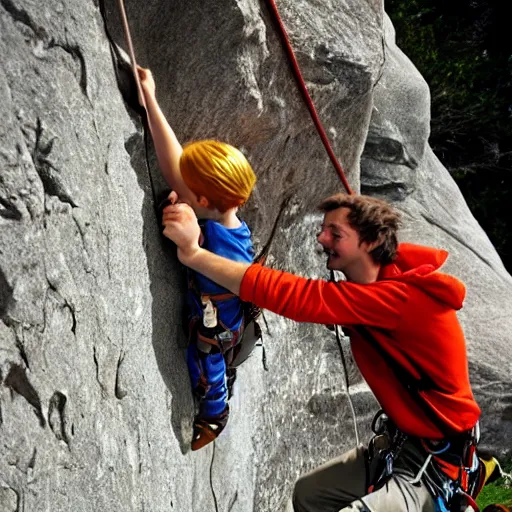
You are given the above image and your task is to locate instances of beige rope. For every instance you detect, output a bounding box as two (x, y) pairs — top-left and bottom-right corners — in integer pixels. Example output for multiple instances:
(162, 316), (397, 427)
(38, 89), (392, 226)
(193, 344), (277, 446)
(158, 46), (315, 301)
(117, 0), (146, 110)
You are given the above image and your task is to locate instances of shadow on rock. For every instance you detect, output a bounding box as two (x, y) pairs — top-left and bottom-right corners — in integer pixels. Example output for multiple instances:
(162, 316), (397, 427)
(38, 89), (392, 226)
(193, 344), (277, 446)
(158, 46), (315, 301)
(125, 129), (193, 455)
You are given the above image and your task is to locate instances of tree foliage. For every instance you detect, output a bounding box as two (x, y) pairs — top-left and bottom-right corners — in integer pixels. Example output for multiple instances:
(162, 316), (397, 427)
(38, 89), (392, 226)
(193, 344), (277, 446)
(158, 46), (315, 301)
(386, 0), (512, 271)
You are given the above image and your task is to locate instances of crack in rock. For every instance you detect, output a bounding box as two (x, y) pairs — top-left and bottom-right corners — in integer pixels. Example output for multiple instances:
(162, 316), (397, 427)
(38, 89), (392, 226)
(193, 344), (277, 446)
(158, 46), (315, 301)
(45, 279), (77, 335)
(92, 345), (107, 395)
(0, 368), (3, 426)
(0, 269), (14, 320)
(0, 196), (22, 221)
(28, 447), (36, 470)
(98, 0), (143, 115)
(15, 333), (30, 370)
(227, 490), (239, 512)
(48, 39), (88, 99)
(115, 351), (127, 400)
(4, 363), (45, 428)
(27, 118), (77, 209)
(0, 0), (48, 39)
(363, 133), (418, 169)
(0, 0), (88, 100)
(360, 179), (409, 201)
(48, 391), (70, 446)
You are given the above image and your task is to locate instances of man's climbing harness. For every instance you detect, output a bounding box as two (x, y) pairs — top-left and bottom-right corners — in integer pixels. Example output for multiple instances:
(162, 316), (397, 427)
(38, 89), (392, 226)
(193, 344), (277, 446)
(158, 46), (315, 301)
(354, 326), (508, 511)
(366, 410), (488, 512)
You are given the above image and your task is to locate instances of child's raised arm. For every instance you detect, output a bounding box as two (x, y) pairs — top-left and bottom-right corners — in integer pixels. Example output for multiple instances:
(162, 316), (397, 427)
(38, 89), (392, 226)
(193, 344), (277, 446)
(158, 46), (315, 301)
(137, 67), (194, 204)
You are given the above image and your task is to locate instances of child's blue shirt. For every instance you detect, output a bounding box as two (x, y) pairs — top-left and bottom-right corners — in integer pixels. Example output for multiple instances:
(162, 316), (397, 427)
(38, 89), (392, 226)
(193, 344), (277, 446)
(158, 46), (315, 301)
(190, 219), (254, 331)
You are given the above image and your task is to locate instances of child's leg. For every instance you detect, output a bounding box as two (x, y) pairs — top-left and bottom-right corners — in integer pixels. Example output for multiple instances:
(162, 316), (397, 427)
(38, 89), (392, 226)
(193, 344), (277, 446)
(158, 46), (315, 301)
(186, 342), (209, 398)
(186, 340), (229, 450)
(186, 341), (229, 412)
(199, 349), (228, 418)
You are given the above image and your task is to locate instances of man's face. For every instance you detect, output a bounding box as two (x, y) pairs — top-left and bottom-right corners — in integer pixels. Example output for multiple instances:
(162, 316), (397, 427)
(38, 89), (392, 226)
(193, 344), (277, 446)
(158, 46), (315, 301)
(317, 207), (369, 272)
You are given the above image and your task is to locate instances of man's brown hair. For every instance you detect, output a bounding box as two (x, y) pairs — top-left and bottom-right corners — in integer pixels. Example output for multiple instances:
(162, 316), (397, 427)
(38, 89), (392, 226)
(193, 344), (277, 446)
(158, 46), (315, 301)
(318, 194), (401, 265)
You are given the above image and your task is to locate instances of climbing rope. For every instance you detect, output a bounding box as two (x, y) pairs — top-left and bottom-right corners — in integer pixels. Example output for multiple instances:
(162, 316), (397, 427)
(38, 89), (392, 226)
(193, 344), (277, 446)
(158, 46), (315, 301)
(210, 443), (220, 512)
(105, 0), (159, 218)
(264, 0), (354, 195)
(114, 5), (219, 508)
(117, 0), (145, 110)
(331, 271), (361, 446)
(116, 0), (353, 196)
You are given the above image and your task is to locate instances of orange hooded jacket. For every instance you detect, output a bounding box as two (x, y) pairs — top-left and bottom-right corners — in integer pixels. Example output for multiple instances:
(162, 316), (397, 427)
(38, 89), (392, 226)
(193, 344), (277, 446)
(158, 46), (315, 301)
(239, 242), (480, 439)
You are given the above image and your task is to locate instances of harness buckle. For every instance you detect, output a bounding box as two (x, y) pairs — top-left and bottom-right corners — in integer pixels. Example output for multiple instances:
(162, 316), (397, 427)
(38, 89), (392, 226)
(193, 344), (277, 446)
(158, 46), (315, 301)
(385, 452), (394, 476)
(201, 296), (218, 328)
(216, 330), (234, 344)
(371, 409), (389, 435)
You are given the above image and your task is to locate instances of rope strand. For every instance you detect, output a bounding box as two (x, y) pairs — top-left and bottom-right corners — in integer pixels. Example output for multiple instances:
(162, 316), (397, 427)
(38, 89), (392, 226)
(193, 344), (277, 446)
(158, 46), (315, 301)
(117, 0), (146, 110)
(265, 0), (354, 194)
(331, 270), (360, 445)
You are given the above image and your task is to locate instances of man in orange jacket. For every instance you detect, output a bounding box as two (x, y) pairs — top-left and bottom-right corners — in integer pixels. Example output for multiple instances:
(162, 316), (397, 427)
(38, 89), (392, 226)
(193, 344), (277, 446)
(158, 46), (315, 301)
(162, 192), (482, 511)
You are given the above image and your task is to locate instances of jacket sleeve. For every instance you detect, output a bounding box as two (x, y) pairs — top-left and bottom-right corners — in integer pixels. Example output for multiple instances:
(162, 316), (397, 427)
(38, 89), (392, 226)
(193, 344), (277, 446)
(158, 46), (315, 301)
(239, 264), (408, 329)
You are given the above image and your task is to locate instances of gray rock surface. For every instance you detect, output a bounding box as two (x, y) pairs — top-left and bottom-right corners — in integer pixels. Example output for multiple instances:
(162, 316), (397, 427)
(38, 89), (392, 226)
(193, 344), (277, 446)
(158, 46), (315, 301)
(0, 1), (510, 511)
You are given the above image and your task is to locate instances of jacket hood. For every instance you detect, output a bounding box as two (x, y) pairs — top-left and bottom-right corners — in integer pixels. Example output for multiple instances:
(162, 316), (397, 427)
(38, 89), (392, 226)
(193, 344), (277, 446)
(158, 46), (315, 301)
(378, 243), (466, 309)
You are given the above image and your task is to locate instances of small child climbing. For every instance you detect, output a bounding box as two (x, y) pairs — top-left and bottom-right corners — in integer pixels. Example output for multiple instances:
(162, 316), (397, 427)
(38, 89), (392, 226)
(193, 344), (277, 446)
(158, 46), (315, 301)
(137, 67), (257, 450)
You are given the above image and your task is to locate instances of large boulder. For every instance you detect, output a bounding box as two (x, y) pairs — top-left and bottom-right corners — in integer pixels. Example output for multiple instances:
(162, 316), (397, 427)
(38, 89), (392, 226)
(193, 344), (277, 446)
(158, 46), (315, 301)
(0, 1), (510, 511)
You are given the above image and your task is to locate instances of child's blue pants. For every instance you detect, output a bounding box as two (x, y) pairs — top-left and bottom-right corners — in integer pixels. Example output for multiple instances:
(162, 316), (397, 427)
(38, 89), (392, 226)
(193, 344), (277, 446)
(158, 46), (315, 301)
(186, 343), (228, 418)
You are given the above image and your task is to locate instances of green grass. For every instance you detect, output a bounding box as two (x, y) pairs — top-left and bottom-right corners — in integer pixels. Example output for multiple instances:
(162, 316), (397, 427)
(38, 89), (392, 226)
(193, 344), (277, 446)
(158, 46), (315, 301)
(477, 459), (512, 510)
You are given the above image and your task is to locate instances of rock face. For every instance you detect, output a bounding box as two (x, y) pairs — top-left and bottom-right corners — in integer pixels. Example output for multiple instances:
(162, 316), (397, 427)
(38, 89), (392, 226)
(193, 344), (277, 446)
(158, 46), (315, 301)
(0, 1), (510, 511)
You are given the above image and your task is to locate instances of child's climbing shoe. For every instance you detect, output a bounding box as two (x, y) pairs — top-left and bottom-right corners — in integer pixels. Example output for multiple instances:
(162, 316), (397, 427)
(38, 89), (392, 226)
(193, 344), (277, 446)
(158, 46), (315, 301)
(191, 405), (229, 451)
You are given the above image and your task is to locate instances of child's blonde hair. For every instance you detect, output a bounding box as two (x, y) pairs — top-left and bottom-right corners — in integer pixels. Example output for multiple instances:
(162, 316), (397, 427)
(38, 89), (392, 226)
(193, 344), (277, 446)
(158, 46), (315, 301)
(180, 140), (256, 213)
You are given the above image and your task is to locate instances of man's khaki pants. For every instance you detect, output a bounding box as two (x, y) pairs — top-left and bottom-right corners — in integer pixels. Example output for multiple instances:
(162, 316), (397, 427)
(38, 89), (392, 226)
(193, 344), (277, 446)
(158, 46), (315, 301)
(292, 444), (436, 512)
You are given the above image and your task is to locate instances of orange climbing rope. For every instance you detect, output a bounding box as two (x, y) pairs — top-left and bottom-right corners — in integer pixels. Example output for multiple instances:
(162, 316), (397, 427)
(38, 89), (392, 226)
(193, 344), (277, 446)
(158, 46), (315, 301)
(265, 0), (354, 195)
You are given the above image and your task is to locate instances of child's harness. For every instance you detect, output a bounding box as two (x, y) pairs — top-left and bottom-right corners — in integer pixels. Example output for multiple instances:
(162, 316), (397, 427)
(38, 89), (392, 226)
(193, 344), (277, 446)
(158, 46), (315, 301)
(186, 272), (265, 370)
(185, 212), (282, 371)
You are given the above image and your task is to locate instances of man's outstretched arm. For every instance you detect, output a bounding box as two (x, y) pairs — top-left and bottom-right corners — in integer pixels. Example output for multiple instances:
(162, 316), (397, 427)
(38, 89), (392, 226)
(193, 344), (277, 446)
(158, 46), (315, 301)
(162, 202), (249, 295)
(162, 202), (405, 327)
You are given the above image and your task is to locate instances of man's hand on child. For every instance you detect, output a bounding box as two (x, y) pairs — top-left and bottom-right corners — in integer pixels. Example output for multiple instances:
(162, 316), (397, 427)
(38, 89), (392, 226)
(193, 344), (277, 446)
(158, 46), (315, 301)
(162, 201), (202, 264)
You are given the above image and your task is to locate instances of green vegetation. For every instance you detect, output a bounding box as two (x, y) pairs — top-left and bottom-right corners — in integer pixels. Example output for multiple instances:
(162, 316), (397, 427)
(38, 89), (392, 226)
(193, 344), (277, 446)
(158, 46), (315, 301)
(477, 459), (512, 510)
(386, 0), (512, 271)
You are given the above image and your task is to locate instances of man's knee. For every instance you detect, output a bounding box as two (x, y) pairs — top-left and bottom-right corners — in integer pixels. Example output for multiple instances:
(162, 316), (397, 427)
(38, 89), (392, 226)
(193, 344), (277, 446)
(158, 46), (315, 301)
(292, 474), (311, 512)
(293, 481), (369, 512)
